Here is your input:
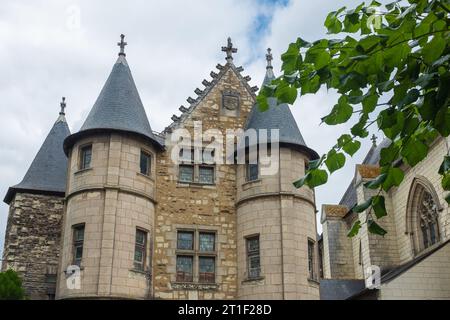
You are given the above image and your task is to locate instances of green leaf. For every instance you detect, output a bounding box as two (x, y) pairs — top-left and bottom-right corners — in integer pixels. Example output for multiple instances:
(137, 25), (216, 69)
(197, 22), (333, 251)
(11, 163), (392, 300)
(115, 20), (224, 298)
(434, 106), (450, 137)
(293, 174), (308, 189)
(351, 114), (369, 138)
(256, 94), (269, 112)
(382, 166), (404, 191)
(422, 35), (446, 64)
(398, 89), (420, 107)
(308, 169), (329, 188)
(275, 82), (298, 104)
(401, 136), (428, 166)
(372, 195), (387, 219)
(439, 156), (450, 175)
(362, 93), (378, 113)
(442, 173), (450, 191)
(368, 219), (387, 236)
(325, 150), (346, 174)
(348, 220), (362, 238)
(379, 143), (400, 166)
(338, 134), (361, 156)
(364, 173), (387, 189)
(353, 197), (372, 213)
(281, 43), (301, 74)
(322, 96), (353, 125)
(308, 157), (323, 170)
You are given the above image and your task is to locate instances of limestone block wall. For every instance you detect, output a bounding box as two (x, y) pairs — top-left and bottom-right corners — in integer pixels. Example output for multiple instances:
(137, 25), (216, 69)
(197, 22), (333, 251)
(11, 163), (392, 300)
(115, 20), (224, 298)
(378, 241), (450, 300)
(236, 148), (319, 299)
(57, 133), (156, 299)
(2, 193), (63, 299)
(153, 67), (254, 300)
(388, 137), (450, 263)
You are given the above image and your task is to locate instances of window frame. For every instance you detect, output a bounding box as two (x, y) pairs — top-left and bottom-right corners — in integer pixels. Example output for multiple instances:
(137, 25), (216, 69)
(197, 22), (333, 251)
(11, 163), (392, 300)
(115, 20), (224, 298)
(246, 163), (259, 182)
(139, 150), (152, 176)
(175, 229), (217, 284)
(79, 144), (92, 170)
(307, 238), (316, 280)
(178, 147), (217, 185)
(72, 224), (85, 266)
(179, 164), (195, 183)
(198, 165), (215, 185)
(246, 234), (261, 280)
(134, 228), (148, 271)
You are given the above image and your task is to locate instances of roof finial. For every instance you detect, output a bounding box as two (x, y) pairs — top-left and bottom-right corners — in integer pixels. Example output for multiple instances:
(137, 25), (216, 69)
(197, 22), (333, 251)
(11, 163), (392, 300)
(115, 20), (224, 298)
(117, 34), (127, 56)
(60, 97), (66, 115)
(371, 134), (378, 147)
(266, 48), (273, 69)
(221, 37), (237, 63)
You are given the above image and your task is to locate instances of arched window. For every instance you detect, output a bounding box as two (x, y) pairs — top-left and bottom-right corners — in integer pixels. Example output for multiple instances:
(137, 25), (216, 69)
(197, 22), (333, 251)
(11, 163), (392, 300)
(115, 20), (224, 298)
(407, 177), (442, 254)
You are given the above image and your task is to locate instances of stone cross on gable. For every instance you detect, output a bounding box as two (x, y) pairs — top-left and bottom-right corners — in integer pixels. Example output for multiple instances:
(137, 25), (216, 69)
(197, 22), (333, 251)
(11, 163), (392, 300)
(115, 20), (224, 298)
(266, 48), (273, 69)
(371, 134), (378, 147)
(221, 37), (237, 62)
(60, 97), (66, 115)
(118, 34), (127, 56)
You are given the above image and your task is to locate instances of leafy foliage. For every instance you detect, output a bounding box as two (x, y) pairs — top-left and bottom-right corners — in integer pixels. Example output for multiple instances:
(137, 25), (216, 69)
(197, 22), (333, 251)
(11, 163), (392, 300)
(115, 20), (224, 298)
(0, 269), (26, 300)
(258, 0), (450, 237)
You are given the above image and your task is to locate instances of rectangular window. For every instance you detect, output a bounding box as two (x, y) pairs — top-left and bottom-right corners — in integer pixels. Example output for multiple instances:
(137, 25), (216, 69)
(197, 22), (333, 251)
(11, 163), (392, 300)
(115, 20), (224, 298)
(199, 232), (215, 252)
(179, 165), (194, 183)
(80, 145), (92, 170)
(199, 166), (214, 184)
(134, 229), (147, 271)
(180, 147), (194, 162)
(308, 239), (315, 280)
(177, 231), (194, 251)
(140, 151), (151, 176)
(246, 163), (259, 181)
(176, 256), (193, 282)
(73, 224), (85, 266)
(199, 256), (215, 283)
(246, 235), (260, 279)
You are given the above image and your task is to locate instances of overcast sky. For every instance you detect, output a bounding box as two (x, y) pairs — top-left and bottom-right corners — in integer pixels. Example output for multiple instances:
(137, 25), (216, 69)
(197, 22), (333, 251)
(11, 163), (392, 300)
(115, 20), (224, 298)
(0, 0), (378, 257)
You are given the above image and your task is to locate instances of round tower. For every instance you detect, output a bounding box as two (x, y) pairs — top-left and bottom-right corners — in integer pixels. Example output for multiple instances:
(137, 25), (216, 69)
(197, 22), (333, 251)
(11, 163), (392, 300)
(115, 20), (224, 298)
(56, 35), (162, 299)
(236, 49), (320, 299)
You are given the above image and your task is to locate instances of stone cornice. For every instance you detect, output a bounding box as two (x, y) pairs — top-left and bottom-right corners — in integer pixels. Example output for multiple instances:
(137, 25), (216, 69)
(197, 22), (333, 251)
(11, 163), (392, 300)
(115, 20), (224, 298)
(66, 184), (157, 204)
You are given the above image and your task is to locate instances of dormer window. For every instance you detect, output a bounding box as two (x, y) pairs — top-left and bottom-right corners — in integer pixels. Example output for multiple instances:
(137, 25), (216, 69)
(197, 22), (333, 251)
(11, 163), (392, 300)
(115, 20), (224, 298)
(80, 145), (92, 170)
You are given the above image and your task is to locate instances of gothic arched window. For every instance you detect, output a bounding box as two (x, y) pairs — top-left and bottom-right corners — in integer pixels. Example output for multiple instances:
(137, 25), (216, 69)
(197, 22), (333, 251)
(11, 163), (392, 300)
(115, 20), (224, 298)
(407, 178), (442, 254)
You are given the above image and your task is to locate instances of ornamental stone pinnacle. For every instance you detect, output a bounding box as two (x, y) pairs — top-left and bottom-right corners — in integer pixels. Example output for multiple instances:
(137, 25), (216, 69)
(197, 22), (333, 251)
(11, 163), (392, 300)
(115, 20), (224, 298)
(60, 97), (66, 115)
(221, 37), (237, 63)
(117, 34), (127, 56)
(266, 48), (273, 69)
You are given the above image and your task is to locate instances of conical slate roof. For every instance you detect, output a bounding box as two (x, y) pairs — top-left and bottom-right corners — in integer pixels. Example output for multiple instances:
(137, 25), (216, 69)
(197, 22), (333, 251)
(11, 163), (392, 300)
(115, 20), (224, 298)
(4, 111), (71, 204)
(64, 44), (162, 153)
(244, 49), (318, 159)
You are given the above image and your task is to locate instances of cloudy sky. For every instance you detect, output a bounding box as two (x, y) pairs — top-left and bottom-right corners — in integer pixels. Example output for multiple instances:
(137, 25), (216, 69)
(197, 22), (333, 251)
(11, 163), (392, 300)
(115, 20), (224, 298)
(0, 0), (378, 257)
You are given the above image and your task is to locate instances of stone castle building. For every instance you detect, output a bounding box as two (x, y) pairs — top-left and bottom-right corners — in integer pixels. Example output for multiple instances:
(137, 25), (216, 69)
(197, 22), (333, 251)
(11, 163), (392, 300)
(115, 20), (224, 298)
(3, 35), (449, 300)
(2, 36), (321, 300)
(320, 136), (450, 300)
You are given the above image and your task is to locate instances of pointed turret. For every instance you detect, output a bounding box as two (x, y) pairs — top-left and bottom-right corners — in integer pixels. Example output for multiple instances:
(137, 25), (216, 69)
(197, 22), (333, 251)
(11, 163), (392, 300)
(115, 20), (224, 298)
(64, 34), (162, 153)
(4, 98), (71, 204)
(245, 48), (318, 159)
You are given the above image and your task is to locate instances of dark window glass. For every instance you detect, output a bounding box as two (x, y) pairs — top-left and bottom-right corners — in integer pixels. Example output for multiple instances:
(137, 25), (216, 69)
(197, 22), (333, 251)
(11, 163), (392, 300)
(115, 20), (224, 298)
(199, 232), (215, 252)
(134, 229), (147, 271)
(73, 225), (85, 266)
(177, 231), (194, 250)
(246, 236), (260, 279)
(199, 166), (214, 184)
(176, 256), (193, 282)
(246, 163), (258, 181)
(199, 256), (215, 283)
(80, 145), (92, 170)
(308, 240), (315, 279)
(140, 151), (151, 176)
(179, 165), (194, 183)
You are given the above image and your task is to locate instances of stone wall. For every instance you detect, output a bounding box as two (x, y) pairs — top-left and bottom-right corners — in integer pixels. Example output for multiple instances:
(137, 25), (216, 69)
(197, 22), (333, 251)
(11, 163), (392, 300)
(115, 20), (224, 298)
(2, 192), (63, 300)
(57, 133), (156, 299)
(153, 67), (254, 300)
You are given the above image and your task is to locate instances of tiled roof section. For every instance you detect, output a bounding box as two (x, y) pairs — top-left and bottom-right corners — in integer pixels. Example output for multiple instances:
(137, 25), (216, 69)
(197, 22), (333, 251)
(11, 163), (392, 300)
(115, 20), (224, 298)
(339, 138), (391, 208)
(320, 279), (366, 300)
(64, 55), (162, 152)
(244, 51), (319, 159)
(163, 61), (257, 135)
(80, 55), (157, 141)
(4, 115), (71, 204)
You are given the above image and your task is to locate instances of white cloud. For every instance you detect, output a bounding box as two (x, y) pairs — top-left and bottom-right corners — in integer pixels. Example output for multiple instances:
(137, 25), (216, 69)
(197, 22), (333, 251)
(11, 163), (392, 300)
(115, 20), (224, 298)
(0, 0), (380, 257)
